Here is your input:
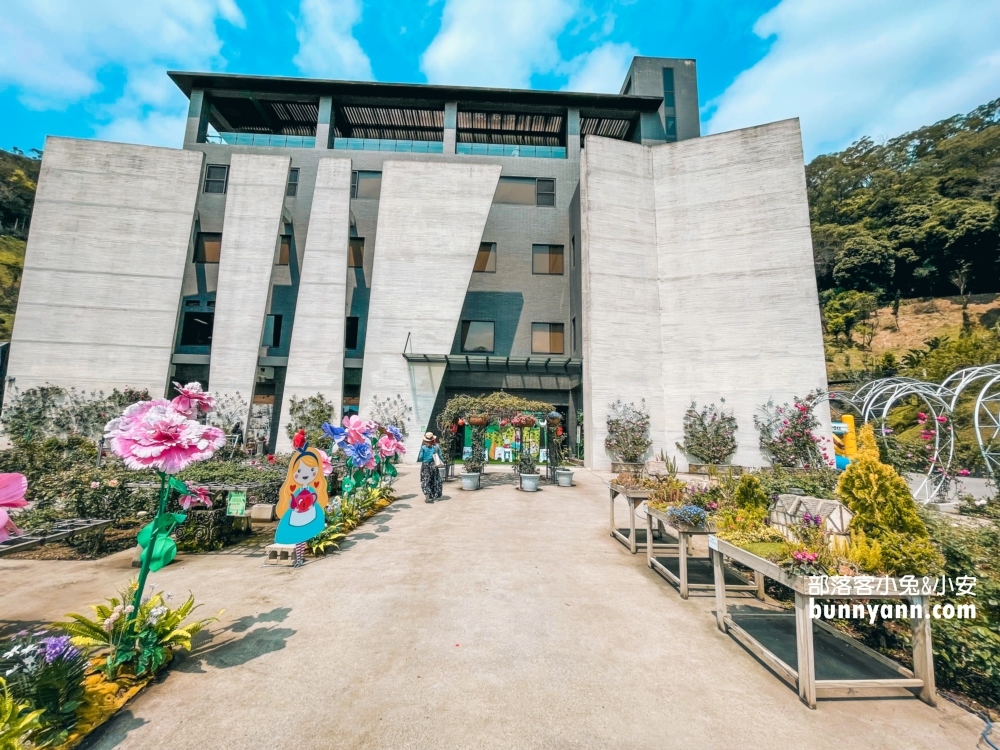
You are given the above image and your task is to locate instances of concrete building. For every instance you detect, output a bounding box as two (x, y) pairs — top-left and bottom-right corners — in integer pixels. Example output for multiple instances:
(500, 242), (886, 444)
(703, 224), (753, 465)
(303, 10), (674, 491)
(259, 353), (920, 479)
(5, 56), (830, 466)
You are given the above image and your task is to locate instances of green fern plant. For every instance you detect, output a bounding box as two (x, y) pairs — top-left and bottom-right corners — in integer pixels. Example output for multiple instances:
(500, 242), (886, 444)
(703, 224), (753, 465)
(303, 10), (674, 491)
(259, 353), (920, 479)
(58, 583), (218, 679)
(0, 677), (42, 750)
(307, 518), (346, 555)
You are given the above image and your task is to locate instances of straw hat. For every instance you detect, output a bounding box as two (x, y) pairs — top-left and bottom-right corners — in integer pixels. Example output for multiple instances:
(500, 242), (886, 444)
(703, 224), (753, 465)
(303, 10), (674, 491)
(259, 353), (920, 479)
(423, 432), (435, 444)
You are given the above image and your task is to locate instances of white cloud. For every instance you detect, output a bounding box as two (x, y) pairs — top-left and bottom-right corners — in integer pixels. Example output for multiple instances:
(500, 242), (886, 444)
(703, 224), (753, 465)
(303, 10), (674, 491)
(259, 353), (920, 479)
(562, 41), (637, 93)
(421, 0), (578, 88)
(293, 0), (373, 81)
(0, 0), (244, 146)
(706, 0), (1000, 158)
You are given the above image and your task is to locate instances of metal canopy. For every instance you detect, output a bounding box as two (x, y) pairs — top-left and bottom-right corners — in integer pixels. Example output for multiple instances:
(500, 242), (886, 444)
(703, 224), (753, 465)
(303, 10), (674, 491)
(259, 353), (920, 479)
(334, 105), (445, 141)
(403, 353), (582, 375)
(209, 93), (319, 136)
(457, 110), (565, 146)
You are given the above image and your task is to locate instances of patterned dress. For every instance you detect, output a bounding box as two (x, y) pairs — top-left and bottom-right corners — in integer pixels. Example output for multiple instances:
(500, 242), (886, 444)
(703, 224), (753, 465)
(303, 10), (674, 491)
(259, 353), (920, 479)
(419, 445), (443, 499)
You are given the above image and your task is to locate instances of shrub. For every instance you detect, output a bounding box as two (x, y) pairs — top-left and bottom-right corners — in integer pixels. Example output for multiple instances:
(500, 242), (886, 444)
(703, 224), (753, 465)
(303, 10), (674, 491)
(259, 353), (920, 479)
(754, 392), (828, 468)
(1, 385), (149, 445)
(0, 631), (88, 747)
(836, 424), (943, 575)
(59, 584), (217, 680)
(605, 399), (652, 462)
(465, 426), (487, 474)
(369, 395), (413, 438)
(754, 466), (840, 500)
(285, 394), (335, 447)
(677, 399), (738, 464)
(733, 474), (769, 511)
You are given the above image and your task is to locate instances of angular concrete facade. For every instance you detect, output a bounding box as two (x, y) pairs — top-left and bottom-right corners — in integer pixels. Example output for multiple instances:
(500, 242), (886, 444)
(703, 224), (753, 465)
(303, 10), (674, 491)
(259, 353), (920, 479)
(5, 137), (203, 397)
(358, 161), (501, 455)
(275, 157), (352, 452)
(580, 122), (830, 470)
(208, 154), (290, 416)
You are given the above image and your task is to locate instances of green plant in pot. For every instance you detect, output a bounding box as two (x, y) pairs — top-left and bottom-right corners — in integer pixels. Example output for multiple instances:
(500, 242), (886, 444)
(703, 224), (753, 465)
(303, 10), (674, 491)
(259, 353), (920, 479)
(518, 442), (540, 492)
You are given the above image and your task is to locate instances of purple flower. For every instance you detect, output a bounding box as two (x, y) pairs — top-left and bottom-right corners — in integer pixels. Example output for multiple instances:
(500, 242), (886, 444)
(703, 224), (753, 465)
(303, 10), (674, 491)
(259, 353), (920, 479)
(40, 635), (78, 663)
(322, 421), (348, 450)
(344, 440), (375, 469)
(385, 425), (403, 442)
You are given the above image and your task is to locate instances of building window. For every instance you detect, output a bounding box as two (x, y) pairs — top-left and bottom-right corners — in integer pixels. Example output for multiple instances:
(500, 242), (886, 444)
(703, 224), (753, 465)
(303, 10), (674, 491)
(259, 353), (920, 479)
(351, 171), (382, 199)
(473, 242), (496, 273)
(571, 236), (576, 268)
(262, 314), (283, 348)
(286, 168), (299, 197)
(531, 323), (564, 354)
(665, 117), (677, 142)
(277, 235), (291, 265)
(532, 244), (564, 275)
(345, 317), (360, 349)
(348, 238), (365, 267)
(193, 232), (222, 263)
(180, 312), (214, 346)
(536, 178), (555, 207)
(494, 177), (536, 205)
(571, 317), (577, 351)
(461, 320), (495, 353)
(663, 67), (675, 109)
(204, 165), (228, 194)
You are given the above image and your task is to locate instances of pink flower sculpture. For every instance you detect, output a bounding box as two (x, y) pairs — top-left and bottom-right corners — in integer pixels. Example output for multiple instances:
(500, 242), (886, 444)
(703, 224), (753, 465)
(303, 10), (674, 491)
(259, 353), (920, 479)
(170, 382), (215, 417)
(377, 435), (403, 458)
(342, 415), (371, 445)
(105, 399), (226, 474)
(0, 473), (28, 543)
(318, 449), (333, 476)
(958, 468), (971, 477)
(178, 486), (213, 510)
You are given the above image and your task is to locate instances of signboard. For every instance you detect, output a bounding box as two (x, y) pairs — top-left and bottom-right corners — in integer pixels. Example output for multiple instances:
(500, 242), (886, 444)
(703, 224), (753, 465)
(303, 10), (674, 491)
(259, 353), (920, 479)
(708, 535), (719, 551)
(227, 490), (247, 516)
(830, 421), (850, 435)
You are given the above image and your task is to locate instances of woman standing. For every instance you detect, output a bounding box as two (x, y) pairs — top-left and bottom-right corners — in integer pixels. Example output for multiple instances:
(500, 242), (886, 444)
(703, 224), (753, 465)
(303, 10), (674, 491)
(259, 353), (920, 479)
(417, 432), (443, 503)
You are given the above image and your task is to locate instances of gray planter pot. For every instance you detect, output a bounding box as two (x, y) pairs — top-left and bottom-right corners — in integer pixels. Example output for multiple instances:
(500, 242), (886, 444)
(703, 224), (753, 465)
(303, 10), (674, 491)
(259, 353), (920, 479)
(554, 468), (574, 487)
(460, 472), (481, 491)
(519, 473), (541, 492)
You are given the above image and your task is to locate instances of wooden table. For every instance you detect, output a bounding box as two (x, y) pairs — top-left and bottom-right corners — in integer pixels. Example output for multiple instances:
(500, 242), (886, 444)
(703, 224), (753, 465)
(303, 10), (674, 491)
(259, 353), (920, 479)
(709, 536), (935, 709)
(609, 483), (678, 554)
(645, 507), (762, 599)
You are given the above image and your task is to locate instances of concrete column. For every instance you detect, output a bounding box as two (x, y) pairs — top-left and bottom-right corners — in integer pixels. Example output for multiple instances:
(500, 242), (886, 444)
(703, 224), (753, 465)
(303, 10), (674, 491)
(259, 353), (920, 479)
(443, 102), (457, 154)
(183, 90), (208, 147)
(316, 96), (333, 150)
(567, 108), (580, 161)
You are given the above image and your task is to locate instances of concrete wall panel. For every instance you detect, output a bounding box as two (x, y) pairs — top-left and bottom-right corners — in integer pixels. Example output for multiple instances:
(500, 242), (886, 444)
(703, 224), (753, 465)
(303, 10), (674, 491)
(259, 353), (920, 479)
(6, 137), (203, 397)
(359, 161), (501, 455)
(579, 137), (663, 470)
(651, 119), (831, 467)
(209, 154), (290, 418)
(275, 157), (352, 451)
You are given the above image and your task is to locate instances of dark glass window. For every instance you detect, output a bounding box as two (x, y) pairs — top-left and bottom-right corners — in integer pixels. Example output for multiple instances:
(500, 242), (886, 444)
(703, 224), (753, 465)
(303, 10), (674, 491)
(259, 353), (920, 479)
(277, 235), (291, 265)
(536, 178), (555, 206)
(204, 165), (228, 194)
(345, 317), (359, 349)
(286, 168), (299, 197)
(665, 116), (677, 141)
(461, 321), (494, 353)
(532, 244), (564, 275)
(262, 314), (283, 348)
(571, 236), (576, 268)
(663, 67), (675, 109)
(351, 171), (382, 199)
(494, 177), (536, 205)
(572, 317), (577, 351)
(348, 238), (364, 268)
(473, 242), (496, 272)
(531, 323), (564, 354)
(180, 312), (214, 346)
(194, 232), (222, 263)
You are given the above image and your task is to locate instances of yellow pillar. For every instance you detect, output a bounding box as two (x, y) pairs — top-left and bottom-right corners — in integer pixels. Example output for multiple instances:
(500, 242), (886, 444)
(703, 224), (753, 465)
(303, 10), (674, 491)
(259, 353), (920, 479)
(842, 414), (858, 459)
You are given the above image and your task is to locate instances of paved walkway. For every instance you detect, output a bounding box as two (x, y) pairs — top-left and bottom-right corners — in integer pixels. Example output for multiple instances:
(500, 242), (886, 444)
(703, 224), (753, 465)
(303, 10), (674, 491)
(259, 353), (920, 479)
(0, 466), (985, 749)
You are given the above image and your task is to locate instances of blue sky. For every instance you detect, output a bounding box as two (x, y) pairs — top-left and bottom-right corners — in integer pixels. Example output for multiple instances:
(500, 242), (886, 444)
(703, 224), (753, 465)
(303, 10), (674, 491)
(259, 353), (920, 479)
(1, 0), (999, 160)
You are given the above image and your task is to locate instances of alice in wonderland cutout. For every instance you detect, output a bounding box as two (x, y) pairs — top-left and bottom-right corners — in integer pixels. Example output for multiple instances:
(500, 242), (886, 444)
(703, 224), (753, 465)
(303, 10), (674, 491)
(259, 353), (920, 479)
(275, 429), (331, 548)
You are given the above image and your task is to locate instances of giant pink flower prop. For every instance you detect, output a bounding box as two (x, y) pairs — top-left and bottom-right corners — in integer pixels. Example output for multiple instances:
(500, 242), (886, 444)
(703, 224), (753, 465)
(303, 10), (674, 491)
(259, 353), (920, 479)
(170, 382), (215, 417)
(178, 486), (213, 510)
(105, 400), (226, 474)
(342, 415), (371, 445)
(318, 449), (333, 476)
(0, 473), (28, 543)
(377, 435), (403, 458)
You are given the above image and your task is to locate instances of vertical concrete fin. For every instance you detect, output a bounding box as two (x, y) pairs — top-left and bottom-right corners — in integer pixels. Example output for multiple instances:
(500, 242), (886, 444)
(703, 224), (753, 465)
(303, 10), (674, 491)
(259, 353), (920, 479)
(5, 137), (203, 399)
(359, 161), (502, 456)
(210, 154), (290, 425)
(579, 137), (663, 470)
(651, 119), (831, 468)
(275, 157), (352, 452)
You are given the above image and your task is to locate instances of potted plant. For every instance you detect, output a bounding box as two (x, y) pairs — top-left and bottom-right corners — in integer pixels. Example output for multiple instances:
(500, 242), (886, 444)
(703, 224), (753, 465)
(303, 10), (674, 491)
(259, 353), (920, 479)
(461, 423), (486, 490)
(676, 399), (739, 473)
(605, 399), (652, 473)
(518, 446), (540, 491)
(547, 413), (573, 487)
